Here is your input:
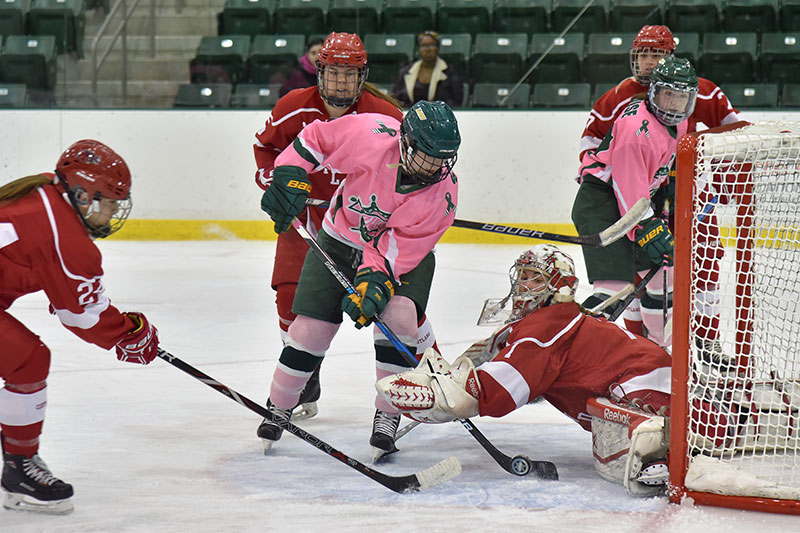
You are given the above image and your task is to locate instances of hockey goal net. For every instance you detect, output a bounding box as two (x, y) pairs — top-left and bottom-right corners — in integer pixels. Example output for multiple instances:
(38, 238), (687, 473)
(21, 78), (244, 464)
(670, 121), (800, 514)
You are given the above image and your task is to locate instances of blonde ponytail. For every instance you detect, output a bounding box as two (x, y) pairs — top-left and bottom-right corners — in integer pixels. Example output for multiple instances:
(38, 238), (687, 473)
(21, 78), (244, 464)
(0, 175), (53, 204)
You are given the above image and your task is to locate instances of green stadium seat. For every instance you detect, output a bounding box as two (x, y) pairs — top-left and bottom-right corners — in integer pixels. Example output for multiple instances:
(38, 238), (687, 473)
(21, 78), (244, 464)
(382, 0), (435, 35)
(697, 33), (757, 84)
(438, 33), (471, 81)
(246, 34), (304, 84)
(781, 0), (800, 32)
(470, 82), (529, 108)
(531, 82), (591, 108)
(721, 84), (778, 108)
(190, 35), (250, 85)
(584, 33), (635, 85)
(528, 33), (584, 84)
(0, 82), (27, 107)
(592, 81), (618, 101)
(437, 0), (492, 37)
(173, 83), (232, 108)
(26, 0), (86, 57)
(673, 32), (700, 65)
(218, 0), (275, 37)
(329, 0), (382, 35)
(609, 0), (665, 32)
(230, 82), (282, 107)
(492, 0), (548, 36)
(470, 33), (527, 84)
(723, 0), (778, 34)
(665, 0), (722, 34)
(0, 34), (56, 89)
(363, 33), (414, 83)
(759, 33), (800, 85)
(0, 0), (28, 39)
(550, 0), (609, 35)
(781, 83), (800, 107)
(274, 0), (328, 37)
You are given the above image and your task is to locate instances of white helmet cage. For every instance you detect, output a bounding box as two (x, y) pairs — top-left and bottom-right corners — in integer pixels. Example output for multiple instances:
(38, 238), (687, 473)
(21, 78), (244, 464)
(507, 245), (578, 322)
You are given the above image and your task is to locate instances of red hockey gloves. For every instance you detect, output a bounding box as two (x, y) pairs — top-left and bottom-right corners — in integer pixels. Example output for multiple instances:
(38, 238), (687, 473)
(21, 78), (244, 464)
(341, 268), (395, 329)
(115, 312), (159, 364)
(260, 166), (312, 233)
(635, 217), (674, 266)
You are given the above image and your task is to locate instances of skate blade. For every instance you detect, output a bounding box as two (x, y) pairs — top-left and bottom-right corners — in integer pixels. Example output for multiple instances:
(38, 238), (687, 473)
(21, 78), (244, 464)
(290, 402), (318, 421)
(3, 492), (74, 515)
(372, 445), (399, 463)
(261, 438), (277, 455)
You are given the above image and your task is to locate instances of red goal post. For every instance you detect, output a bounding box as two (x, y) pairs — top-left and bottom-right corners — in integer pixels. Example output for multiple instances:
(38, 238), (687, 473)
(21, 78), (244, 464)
(670, 121), (800, 514)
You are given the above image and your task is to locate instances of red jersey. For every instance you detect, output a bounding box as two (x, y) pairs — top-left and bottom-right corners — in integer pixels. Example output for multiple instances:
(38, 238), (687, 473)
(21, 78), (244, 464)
(475, 302), (671, 431)
(579, 76), (743, 162)
(253, 87), (404, 288)
(0, 181), (135, 349)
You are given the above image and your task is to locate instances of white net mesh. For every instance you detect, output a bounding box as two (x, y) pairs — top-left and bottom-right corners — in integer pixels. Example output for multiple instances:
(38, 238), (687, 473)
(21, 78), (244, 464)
(683, 121), (800, 500)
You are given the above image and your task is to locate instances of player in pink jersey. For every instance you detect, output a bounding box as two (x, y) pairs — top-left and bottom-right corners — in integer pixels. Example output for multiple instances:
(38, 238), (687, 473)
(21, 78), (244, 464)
(0, 140), (159, 514)
(570, 56), (700, 349)
(378, 245), (736, 496)
(256, 100), (460, 458)
(579, 25), (741, 353)
(253, 32), (440, 421)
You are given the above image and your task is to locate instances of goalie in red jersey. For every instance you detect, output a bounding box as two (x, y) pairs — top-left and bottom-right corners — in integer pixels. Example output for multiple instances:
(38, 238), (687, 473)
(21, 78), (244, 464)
(0, 140), (159, 514)
(253, 32), (441, 422)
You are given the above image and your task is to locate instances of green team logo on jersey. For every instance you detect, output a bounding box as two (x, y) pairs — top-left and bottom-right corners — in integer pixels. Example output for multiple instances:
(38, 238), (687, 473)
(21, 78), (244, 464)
(444, 192), (456, 216)
(636, 119), (651, 138)
(347, 194), (391, 242)
(371, 119), (397, 137)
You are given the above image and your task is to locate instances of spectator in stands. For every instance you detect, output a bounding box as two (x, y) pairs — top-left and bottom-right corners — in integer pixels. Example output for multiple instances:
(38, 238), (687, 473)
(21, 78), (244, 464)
(391, 31), (463, 108)
(280, 38), (325, 97)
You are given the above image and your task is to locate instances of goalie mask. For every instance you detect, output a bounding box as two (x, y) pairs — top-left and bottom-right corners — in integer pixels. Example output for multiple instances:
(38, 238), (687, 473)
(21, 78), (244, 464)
(399, 100), (460, 186)
(629, 25), (675, 85)
(55, 139), (133, 239)
(647, 56), (698, 126)
(316, 32), (368, 109)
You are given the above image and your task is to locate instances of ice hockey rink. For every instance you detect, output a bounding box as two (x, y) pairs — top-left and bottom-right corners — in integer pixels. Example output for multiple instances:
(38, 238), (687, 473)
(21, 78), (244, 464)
(3, 240), (799, 532)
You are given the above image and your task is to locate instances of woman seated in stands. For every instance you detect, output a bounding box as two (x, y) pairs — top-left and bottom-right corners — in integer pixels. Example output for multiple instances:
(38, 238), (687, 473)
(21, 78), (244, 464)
(280, 38), (324, 96)
(391, 31), (463, 108)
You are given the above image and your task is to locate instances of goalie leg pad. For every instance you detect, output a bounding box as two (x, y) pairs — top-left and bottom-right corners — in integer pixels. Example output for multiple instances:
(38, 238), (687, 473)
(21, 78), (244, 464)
(587, 397), (668, 497)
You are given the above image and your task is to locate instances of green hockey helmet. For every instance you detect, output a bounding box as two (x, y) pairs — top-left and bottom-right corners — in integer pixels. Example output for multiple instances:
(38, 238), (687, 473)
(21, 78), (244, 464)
(647, 56), (698, 126)
(400, 100), (461, 185)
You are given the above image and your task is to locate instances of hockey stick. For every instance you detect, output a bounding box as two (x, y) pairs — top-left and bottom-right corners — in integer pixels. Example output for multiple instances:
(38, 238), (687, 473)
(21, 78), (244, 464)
(305, 197), (649, 248)
(290, 218), (558, 480)
(155, 348), (460, 493)
(607, 264), (663, 323)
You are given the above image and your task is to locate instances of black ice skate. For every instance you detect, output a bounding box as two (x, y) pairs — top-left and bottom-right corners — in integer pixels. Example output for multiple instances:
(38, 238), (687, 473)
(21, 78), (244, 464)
(256, 399), (294, 454)
(696, 338), (736, 373)
(291, 366), (321, 421)
(370, 409), (401, 462)
(2, 451), (74, 515)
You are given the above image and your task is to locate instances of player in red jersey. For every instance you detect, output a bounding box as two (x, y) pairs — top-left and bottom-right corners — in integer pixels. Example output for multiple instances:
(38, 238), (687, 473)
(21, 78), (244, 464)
(0, 140), (159, 514)
(378, 245), (734, 496)
(253, 32), (439, 420)
(578, 25), (740, 360)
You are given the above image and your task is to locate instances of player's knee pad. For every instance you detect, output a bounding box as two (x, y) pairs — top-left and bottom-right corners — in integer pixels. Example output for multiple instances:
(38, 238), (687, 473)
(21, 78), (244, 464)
(275, 283), (298, 334)
(4, 342), (50, 387)
(285, 315), (339, 355)
(376, 295), (418, 342)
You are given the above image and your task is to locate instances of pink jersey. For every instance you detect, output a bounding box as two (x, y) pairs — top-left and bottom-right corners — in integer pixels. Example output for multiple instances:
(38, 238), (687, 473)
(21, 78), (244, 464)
(476, 302), (672, 430)
(580, 77), (743, 161)
(0, 181), (135, 349)
(579, 97), (688, 226)
(274, 112), (458, 280)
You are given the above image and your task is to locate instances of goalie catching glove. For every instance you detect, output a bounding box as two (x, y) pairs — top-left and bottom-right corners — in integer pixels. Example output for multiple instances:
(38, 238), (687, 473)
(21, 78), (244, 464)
(260, 165), (312, 233)
(635, 217), (673, 266)
(375, 348), (480, 423)
(341, 267), (395, 328)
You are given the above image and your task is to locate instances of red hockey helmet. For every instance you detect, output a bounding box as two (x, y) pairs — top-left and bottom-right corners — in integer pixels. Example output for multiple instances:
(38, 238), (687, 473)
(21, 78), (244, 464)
(630, 25), (676, 84)
(55, 139), (133, 238)
(316, 32), (369, 108)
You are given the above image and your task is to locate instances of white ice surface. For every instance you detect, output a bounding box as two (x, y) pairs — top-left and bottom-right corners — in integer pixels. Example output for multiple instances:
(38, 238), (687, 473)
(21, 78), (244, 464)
(3, 241), (798, 532)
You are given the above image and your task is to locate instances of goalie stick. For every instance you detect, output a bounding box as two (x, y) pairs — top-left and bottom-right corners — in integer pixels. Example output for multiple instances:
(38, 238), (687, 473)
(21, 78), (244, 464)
(290, 218), (559, 480)
(304, 197), (649, 248)
(155, 348), (461, 493)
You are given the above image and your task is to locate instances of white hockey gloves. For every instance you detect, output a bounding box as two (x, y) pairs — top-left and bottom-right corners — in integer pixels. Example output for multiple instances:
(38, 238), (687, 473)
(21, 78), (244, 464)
(375, 348), (480, 423)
